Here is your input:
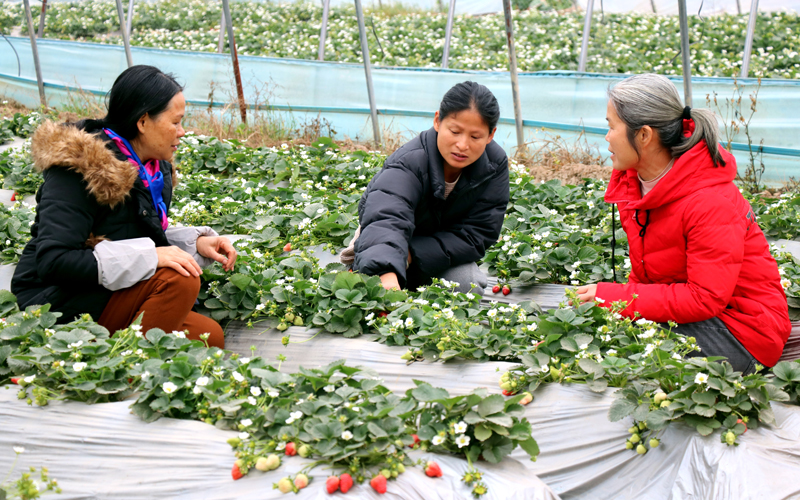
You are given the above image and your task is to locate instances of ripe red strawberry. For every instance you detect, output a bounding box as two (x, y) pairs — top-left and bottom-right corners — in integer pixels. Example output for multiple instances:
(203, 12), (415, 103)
(10, 192), (16, 202)
(424, 461), (443, 478)
(10, 377), (19, 384)
(370, 474), (387, 494)
(283, 243), (292, 252)
(492, 285), (501, 294)
(285, 442), (297, 456)
(502, 389), (513, 396)
(502, 285), (511, 296)
(409, 434), (420, 447)
(339, 473), (354, 493)
(326, 475), (340, 494)
(231, 462), (244, 480)
(377, 311), (388, 318)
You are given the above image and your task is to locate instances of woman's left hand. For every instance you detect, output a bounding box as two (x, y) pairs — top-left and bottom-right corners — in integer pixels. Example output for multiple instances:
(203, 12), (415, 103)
(576, 283), (598, 304)
(197, 236), (237, 272)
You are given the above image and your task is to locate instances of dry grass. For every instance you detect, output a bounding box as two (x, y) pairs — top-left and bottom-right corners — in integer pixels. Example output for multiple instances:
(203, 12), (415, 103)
(516, 130), (612, 184)
(0, 98), (28, 117)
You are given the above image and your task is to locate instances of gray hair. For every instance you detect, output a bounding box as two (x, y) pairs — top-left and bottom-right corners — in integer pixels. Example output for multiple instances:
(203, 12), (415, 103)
(607, 73), (724, 167)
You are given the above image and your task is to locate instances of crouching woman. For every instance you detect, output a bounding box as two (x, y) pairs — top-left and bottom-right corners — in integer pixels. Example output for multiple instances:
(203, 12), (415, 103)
(11, 65), (236, 348)
(578, 74), (791, 374)
(342, 81), (509, 294)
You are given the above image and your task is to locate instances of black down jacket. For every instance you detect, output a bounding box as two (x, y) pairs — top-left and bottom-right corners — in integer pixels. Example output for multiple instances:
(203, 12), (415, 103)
(353, 127), (509, 287)
(11, 120), (175, 322)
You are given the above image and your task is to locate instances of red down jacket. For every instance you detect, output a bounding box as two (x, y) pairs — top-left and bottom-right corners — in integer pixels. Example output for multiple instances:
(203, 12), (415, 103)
(595, 140), (791, 367)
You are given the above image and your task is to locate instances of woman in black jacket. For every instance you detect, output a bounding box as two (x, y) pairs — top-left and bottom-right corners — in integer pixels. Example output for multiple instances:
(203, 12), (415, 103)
(343, 81), (509, 294)
(11, 65), (236, 347)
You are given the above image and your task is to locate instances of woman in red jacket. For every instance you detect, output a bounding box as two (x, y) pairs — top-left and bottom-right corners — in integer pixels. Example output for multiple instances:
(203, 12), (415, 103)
(577, 74), (791, 374)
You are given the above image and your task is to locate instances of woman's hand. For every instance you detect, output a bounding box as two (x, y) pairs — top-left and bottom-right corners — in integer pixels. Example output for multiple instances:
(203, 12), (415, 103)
(380, 272), (401, 291)
(197, 236), (238, 272)
(156, 246), (202, 277)
(576, 283), (598, 304)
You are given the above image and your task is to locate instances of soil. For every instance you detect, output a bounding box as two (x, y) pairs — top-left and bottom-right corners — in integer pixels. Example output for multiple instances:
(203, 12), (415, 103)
(527, 163), (612, 185)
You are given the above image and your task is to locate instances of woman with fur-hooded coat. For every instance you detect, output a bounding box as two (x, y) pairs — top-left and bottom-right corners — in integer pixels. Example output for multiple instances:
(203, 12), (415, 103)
(11, 66), (236, 347)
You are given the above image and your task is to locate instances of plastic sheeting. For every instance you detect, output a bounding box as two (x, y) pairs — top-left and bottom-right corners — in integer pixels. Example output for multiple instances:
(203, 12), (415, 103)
(2, 38), (800, 184)
(2, 323), (798, 500)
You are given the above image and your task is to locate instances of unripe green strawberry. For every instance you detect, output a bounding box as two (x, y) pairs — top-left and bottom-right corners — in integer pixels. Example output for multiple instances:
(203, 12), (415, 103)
(276, 477), (293, 493)
(636, 444), (647, 455)
(293, 316), (304, 326)
(649, 438), (660, 448)
(391, 471), (398, 478)
(550, 367), (561, 381)
(629, 434), (640, 444)
(660, 400), (671, 408)
(396, 463), (405, 473)
(638, 422), (647, 431)
(298, 444), (311, 458)
(519, 392), (533, 405)
(256, 457), (270, 471)
(294, 473), (309, 489)
(499, 381), (512, 391)
(227, 437), (241, 448)
(500, 372), (510, 382)
(653, 392), (667, 404)
(725, 431), (736, 446)
(264, 454), (281, 470)
(380, 469), (391, 479)
(284, 312), (296, 322)
(628, 426), (638, 434)
(277, 323), (289, 332)
(625, 441), (634, 450)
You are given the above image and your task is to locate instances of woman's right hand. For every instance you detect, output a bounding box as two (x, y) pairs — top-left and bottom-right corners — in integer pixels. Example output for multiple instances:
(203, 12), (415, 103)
(380, 272), (401, 291)
(156, 246), (202, 277)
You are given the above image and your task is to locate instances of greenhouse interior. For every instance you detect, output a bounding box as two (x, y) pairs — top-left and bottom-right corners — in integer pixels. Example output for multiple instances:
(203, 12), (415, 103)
(1, 0), (800, 498)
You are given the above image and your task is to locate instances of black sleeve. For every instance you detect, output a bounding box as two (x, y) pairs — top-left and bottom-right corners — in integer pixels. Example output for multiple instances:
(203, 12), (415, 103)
(352, 162), (424, 286)
(408, 160), (509, 277)
(34, 168), (101, 286)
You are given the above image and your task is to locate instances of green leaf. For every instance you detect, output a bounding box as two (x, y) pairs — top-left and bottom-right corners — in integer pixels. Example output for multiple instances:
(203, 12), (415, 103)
(229, 273), (253, 291)
(367, 422), (388, 438)
(578, 358), (605, 378)
(474, 424), (492, 442)
(518, 437), (540, 459)
(691, 391), (716, 406)
(608, 398), (637, 422)
(411, 383), (449, 402)
(477, 394), (505, 417)
(645, 408), (672, 431)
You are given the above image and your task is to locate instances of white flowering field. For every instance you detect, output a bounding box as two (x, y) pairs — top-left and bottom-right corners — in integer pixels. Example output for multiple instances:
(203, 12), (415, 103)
(1, 0), (799, 78)
(1, 113), (800, 496)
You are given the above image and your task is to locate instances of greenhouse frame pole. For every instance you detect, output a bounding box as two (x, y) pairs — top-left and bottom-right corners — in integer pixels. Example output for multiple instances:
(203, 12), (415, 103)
(37, 0), (47, 38)
(354, 0), (381, 146)
(22, 0), (46, 106)
(740, 0), (759, 78)
(114, 0), (133, 67)
(441, 0), (456, 69)
(677, 0), (692, 106)
(126, 0), (134, 37)
(217, 10), (225, 53)
(577, 0), (594, 72)
(649, 0), (657, 14)
(221, 0), (247, 123)
(318, 0), (330, 60)
(502, 0), (524, 152)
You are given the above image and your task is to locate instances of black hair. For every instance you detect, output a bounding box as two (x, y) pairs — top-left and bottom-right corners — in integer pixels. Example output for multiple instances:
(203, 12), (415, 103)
(84, 65), (183, 140)
(438, 81), (500, 132)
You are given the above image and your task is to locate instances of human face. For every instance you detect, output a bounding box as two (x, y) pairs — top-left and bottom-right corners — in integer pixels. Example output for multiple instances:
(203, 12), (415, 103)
(132, 92), (186, 162)
(605, 101), (639, 172)
(433, 108), (496, 175)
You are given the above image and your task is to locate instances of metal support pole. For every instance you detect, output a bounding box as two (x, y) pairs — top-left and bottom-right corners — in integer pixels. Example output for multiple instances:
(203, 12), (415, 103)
(22, 0), (46, 106)
(441, 0), (456, 69)
(318, 0), (330, 61)
(736, 0), (742, 15)
(37, 0), (47, 38)
(577, 0), (594, 72)
(221, 0), (247, 123)
(502, 0), (524, 153)
(354, 0), (381, 146)
(217, 9), (225, 53)
(114, 0), (133, 67)
(740, 0), (759, 78)
(678, 0), (692, 106)
(649, 0), (657, 14)
(126, 0), (134, 38)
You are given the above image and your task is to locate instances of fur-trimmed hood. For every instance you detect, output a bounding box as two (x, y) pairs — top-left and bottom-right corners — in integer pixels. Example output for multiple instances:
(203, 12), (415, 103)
(31, 121), (139, 208)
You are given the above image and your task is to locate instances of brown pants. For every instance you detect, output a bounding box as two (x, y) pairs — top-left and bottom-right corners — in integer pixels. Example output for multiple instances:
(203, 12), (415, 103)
(98, 268), (225, 348)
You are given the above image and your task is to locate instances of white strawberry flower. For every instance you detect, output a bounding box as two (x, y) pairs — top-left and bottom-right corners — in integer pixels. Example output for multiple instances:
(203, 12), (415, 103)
(162, 382), (178, 394)
(171, 330), (186, 339)
(323, 385), (335, 393)
(250, 386), (262, 396)
(432, 435), (445, 445)
(694, 372), (709, 385)
(341, 431), (353, 440)
(72, 363), (87, 373)
(240, 419), (253, 427)
(247, 396), (257, 405)
(232, 372), (245, 382)
(455, 435), (471, 448)
(192, 386), (202, 395)
(453, 421), (467, 434)
(13, 446), (24, 454)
